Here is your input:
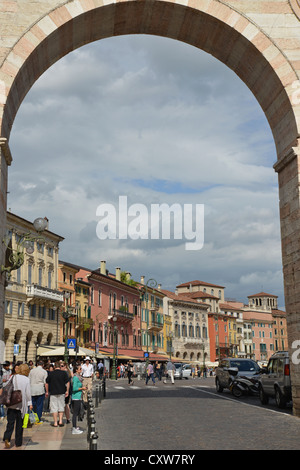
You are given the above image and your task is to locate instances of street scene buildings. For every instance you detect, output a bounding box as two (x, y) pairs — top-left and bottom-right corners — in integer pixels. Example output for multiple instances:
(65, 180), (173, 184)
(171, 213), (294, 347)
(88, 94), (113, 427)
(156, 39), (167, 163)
(3, 212), (288, 368)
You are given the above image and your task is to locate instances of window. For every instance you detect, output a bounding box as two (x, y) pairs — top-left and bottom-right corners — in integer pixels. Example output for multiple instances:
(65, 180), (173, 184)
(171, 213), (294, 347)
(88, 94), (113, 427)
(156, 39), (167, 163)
(5, 300), (13, 315)
(28, 264), (32, 285)
(98, 289), (102, 306)
(38, 267), (42, 286)
(18, 302), (24, 317)
(48, 270), (52, 289)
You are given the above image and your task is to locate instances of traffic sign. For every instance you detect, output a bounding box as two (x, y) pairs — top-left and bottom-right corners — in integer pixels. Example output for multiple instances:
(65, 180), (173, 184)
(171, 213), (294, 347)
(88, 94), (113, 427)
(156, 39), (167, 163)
(67, 338), (76, 349)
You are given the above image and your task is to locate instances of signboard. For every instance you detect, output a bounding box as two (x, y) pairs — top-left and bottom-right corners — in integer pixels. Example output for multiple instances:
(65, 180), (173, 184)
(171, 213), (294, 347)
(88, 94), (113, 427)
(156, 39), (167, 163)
(67, 338), (76, 350)
(144, 352), (150, 358)
(14, 344), (20, 355)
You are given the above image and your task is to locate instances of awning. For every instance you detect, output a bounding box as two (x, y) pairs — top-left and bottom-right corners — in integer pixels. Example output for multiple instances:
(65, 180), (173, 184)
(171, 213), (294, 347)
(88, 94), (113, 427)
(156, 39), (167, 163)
(98, 348), (169, 362)
(38, 346), (108, 359)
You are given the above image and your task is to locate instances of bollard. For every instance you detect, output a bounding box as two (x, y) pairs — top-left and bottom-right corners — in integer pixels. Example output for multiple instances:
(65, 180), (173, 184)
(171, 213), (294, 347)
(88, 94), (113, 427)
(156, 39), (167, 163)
(102, 377), (106, 398)
(95, 384), (99, 407)
(90, 431), (98, 451)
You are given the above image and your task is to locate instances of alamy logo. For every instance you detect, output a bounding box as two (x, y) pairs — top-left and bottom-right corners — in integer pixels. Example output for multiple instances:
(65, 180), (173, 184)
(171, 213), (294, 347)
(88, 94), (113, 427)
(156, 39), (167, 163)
(96, 196), (204, 251)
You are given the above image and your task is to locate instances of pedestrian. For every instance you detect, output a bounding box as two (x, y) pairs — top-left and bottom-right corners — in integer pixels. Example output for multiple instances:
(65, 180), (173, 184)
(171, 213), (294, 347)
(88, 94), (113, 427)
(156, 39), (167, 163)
(81, 357), (93, 404)
(71, 364), (87, 435)
(60, 362), (72, 424)
(127, 361), (134, 386)
(164, 360), (175, 384)
(45, 360), (69, 427)
(29, 360), (48, 422)
(145, 362), (155, 385)
(2, 361), (11, 385)
(155, 361), (162, 381)
(3, 363), (33, 449)
(98, 361), (104, 379)
(0, 365), (3, 422)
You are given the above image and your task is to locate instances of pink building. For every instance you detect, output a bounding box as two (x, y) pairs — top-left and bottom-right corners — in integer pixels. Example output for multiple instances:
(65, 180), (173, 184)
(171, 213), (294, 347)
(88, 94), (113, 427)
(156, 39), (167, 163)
(243, 310), (274, 361)
(76, 261), (141, 357)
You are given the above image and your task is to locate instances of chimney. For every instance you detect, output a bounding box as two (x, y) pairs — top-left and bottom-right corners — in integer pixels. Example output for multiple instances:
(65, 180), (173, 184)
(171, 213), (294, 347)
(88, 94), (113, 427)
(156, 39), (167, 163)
(126, 272), (131, 282)
(175, 288), (178, 296)
(140, 276), (145, 285)
(158, 284), (161, 291)
(116, 267), (121, 281)
(100, 261), (106, 275)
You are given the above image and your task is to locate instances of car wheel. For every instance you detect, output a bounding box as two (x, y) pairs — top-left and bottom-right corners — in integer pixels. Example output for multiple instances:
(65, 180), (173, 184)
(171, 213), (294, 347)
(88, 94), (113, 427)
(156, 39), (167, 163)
(259, 385), (269, 405)
(216, 377), (223, 393)
(275, 387), (287, 409)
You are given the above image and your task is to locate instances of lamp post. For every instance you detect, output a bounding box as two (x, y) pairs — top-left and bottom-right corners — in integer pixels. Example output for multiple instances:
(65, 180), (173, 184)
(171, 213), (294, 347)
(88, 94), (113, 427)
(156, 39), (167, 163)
(140, 278), (157, 366)
(167, 330), (174, 360)
(111, 315), (118, 380)
(61, 292), (76, 363)
(1, 217), (48, 280)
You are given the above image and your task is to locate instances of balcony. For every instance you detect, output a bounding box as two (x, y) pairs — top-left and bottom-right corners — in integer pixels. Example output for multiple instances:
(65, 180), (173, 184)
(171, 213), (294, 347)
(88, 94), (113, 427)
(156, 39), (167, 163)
(27, 284), (64, 303)
(76, 317), (94, 330)
(148, 319), (164, 332)
(108, 307), (134, 322)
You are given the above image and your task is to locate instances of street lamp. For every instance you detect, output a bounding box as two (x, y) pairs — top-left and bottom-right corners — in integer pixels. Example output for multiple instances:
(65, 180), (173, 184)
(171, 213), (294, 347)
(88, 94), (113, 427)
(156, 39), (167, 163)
(1, 217), (48, 280)
(61, 292), (76, 363)
(140, 278), (157, 366)
(111, 315), (118, 380)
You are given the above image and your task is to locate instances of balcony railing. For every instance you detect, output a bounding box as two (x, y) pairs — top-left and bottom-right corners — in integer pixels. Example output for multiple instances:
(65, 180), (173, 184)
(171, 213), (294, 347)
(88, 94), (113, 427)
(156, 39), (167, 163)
(27, 284), (64, 303)
(108, 307), (134, 321)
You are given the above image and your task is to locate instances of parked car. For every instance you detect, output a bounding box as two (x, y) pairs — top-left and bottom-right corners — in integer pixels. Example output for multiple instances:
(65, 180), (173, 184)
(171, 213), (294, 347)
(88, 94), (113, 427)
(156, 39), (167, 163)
(174, 362), (183, 379)
(259, 351), (292, 408)
(215, 358), (261, 393)
(182, 364), (191, 379)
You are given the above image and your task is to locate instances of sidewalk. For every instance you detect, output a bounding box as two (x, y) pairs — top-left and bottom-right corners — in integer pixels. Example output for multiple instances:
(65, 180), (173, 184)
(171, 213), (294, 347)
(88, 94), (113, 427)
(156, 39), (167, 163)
(0, 411), (89, 451)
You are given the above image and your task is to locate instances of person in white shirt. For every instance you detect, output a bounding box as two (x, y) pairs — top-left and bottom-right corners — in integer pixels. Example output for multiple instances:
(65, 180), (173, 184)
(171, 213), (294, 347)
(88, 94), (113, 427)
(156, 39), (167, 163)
(81, 357), (93, 403)
(29, 360), (48, 422)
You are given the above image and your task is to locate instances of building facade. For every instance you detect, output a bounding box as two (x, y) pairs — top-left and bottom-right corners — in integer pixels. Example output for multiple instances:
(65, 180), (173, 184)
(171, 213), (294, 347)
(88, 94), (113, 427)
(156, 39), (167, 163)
(162, 289), (210, 364)
(4, 212), (64, 362)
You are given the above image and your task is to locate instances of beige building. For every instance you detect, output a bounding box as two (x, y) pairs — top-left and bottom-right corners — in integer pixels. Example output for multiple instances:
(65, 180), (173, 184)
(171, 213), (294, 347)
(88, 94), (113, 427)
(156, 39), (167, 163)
(162, 289), (210, 364)
(3, 212), (64, 362)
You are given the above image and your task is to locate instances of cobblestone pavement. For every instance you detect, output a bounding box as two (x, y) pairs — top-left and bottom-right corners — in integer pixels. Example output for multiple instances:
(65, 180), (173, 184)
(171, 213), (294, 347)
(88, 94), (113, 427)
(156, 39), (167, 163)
(1, 376), (300, 452)
(96, 376), (300, 451)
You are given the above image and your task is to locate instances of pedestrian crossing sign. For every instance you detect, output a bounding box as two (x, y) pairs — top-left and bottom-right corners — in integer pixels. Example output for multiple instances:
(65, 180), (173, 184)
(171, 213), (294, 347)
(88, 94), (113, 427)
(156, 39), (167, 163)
(67, 339), (76, 349)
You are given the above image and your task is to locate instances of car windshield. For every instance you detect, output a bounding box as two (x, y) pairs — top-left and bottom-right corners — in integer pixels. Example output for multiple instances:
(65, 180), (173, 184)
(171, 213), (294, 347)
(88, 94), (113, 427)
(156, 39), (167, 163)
(174, 363), (182, 369)
(230, 360), (260, 372)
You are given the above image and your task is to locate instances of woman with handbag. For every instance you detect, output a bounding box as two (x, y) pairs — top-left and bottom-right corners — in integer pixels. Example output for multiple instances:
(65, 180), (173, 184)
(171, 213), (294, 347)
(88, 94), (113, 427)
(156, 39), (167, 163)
(3, 363), (32, 449)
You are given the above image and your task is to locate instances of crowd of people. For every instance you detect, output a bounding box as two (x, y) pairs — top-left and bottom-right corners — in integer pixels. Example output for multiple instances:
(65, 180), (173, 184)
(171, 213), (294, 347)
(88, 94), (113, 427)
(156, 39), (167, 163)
(0, 356), (100, 449)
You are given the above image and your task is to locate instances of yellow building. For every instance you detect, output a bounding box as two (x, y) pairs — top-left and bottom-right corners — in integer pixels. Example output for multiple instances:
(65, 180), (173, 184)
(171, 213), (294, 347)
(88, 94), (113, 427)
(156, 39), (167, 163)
(139, 277), (166, 359)
(75, 277), (93, 347)
(3, 211), (64, 362)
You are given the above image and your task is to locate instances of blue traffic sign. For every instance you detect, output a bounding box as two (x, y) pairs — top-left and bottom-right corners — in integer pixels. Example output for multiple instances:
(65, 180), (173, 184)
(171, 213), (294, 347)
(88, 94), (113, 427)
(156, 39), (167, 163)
(67, 338), (76, 349)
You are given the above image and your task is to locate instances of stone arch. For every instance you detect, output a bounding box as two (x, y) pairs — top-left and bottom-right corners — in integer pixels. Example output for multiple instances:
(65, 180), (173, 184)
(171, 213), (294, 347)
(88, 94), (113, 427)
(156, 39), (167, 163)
(0, 0), (298, 159)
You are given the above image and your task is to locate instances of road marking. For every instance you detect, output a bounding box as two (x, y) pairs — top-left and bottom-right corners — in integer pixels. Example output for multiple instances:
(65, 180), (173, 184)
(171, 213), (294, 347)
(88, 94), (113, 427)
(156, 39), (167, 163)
(190, 386), (292, 416)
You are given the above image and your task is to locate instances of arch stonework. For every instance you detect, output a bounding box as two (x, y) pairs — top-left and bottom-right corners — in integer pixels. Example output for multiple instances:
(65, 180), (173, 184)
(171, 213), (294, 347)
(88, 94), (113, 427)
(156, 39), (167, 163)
(0, 0), (300, 413)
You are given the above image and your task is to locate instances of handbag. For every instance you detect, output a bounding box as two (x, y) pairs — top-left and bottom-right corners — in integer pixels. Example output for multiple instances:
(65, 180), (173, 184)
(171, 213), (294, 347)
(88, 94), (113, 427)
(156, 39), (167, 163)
(0, 375), (22, 406)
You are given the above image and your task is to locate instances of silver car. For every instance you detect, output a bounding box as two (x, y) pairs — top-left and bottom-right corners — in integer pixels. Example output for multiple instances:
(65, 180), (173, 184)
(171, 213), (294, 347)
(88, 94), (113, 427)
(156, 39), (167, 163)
(259, 351), (292, 408)
(216, 358), (260, 393)
(174, 362), (183, 379)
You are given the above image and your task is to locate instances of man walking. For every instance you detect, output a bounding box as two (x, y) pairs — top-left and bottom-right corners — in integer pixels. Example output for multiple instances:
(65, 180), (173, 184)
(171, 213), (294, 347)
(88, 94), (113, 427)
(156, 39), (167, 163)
(81, 357), (94, 403)
(29, 360), (48, 422)
(45, 361), (69, 427)
(164, 360), (175, 384)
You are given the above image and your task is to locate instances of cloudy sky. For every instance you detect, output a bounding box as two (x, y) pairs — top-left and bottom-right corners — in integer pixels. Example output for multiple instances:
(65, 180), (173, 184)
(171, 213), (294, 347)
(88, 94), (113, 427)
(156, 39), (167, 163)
(7, 34), (285, 308)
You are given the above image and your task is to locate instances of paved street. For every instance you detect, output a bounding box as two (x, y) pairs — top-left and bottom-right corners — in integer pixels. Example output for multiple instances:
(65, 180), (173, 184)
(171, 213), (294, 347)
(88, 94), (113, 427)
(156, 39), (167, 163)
(1, 376), (300, 452)
(96, 376), (300, 451)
